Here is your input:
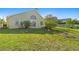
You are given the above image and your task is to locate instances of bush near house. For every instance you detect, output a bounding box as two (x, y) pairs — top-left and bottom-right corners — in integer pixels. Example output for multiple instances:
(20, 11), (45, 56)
(45, 19), (57, 30)
(21, 21), (31, 28)
(44, 14), (58, 30)
(0, 18), (7, 29)
(3, 23), (7, 29)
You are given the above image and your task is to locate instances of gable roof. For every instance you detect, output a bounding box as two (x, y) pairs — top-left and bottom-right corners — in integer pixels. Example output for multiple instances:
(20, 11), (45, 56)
(7, 10), (43, 19)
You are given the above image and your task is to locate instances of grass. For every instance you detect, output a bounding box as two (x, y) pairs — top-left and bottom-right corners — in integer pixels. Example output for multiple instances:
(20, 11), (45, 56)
(0, 28), (79, 51)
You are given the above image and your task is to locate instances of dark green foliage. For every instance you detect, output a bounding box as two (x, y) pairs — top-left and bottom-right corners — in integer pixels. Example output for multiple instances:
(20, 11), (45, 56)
(45, 14), (58, 30)
(73, 19), (79, 25)
(57, 20), (65, 24)
(3, 24), (8, 29)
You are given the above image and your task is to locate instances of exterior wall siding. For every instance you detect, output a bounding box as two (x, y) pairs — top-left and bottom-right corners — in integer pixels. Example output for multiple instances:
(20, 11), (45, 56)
(6, 10), (45, 29)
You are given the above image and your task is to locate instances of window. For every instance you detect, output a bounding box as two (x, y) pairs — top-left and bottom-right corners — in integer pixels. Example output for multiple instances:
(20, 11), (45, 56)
(31, 15), (36, 19)
(32, 21), (36, 27)
(40, 21), (43, 25)
(15, 21), (19, 25)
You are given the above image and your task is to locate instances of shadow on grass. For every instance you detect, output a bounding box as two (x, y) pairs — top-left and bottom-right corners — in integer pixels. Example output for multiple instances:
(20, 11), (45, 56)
(0, 28), (64, 34)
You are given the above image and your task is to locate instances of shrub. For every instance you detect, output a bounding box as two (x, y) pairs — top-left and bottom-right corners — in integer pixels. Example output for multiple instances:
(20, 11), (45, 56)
(2, 21), (8, 29)
(45, 18), (57, 30)
(44, 14), (58, 30)
(65, 19), (75, 28)
(21, 21), (31, 29)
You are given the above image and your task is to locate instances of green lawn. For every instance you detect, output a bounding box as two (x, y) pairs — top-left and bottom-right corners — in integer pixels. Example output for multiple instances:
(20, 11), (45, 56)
(0, 28), (79, 51)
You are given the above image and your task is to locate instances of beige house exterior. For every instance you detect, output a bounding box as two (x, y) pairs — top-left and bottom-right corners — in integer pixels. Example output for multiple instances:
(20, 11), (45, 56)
(0, 24), (3, 28)
(6, 10), (45, 29)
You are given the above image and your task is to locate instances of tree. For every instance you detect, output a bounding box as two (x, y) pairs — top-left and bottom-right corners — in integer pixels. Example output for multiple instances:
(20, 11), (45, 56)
(73, 19), (79, 25)
(0, 18), (4, 24)
(57, 20), (65, 24)
(65, 19), (75, 28)
(45, 14), (58, 30)
(0, 18), (7, 29)
(21, 21), (31, 28)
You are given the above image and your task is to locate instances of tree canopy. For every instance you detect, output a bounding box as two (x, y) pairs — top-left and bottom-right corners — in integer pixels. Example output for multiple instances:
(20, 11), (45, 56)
(45, 14), (58, 30)
(65, 19), (76, 28)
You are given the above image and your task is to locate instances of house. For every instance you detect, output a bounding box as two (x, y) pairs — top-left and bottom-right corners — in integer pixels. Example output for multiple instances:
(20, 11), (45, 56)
(6, 10), (45, 29)
(0, 24), (3, 28)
